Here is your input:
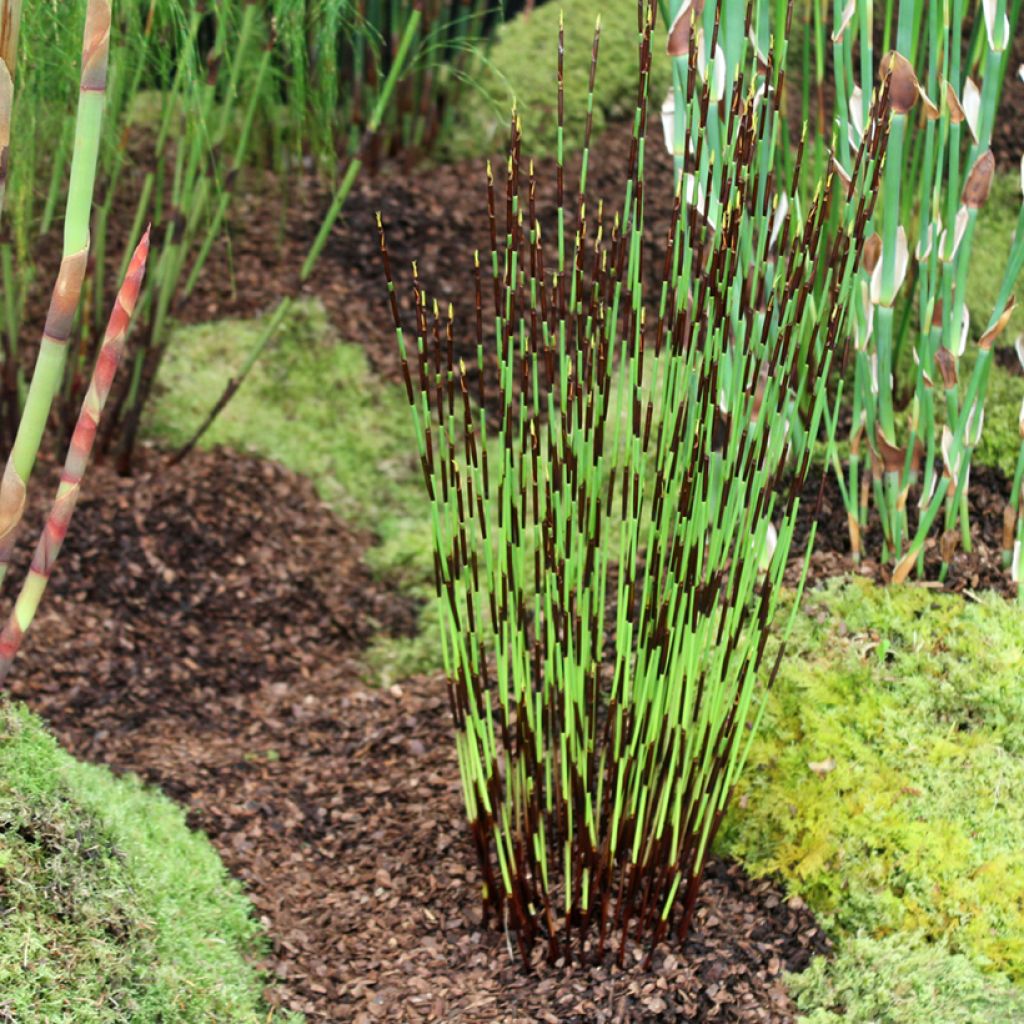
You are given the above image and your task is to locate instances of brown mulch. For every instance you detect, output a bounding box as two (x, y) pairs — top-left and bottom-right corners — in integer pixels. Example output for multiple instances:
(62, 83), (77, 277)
(6, 446), (830, 1024)
(790, 463), (1015, 595)
(995, 343), (1024, 377)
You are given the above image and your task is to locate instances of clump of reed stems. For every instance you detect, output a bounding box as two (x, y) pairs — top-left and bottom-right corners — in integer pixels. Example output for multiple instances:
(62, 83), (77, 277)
(0, 0), (150, 685)
(820, 0), (1024, 582)
(383, 0), (887, 962)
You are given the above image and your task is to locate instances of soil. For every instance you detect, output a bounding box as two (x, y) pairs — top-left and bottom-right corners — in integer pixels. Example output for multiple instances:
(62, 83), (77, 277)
(792, 463), (1016, 595)
(7, 447), (830, 1023)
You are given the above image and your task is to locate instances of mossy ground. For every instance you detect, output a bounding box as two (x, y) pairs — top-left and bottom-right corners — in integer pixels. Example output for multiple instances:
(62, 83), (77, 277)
(788, 933), (1024, 1024)
(0, 699), (294, 1024)
(723, 578), (1024, 1017)
(440, 0), (670, 162)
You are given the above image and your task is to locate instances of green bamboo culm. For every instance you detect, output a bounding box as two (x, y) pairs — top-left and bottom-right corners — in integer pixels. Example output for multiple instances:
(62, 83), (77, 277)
(382, 0), (888, 963)
(0, 0), (152, 683)
(0, 0), (23, 225)
(0, 0), (109, 588)
(0, 0), (24, 433)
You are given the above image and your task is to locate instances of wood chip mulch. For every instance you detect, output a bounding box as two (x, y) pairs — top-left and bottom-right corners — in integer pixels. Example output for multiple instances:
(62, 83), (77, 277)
(791, 463), (1017, 596)
(6, 446), (830, 1023)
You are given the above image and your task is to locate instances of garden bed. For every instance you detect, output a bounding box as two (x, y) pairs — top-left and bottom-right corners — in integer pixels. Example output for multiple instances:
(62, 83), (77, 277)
(8, 448), (831, 1023)
(5, 4), (1023, 1014)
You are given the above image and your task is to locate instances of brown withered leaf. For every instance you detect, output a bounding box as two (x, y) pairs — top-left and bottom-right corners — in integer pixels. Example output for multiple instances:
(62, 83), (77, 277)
(862, 232), (882, 273)
(918, 87), (940, 120)
(978, 297), (1016, 350)
(666, 0), (703, 56)
(933, 346), (958, 389)
(962, 150), (995, 209)
(880, 51), (919, 114)
(874, 427), (905, 474)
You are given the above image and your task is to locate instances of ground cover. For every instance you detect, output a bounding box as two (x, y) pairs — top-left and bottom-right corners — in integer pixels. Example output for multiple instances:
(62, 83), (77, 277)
(0, 699), (287, 1023)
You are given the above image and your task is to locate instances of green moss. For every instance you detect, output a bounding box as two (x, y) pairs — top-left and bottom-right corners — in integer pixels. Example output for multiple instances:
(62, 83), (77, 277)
(441, 0), (670, 161)
(965, 173), (1024, 476)
(965, 173), (1024, 347)
(145, 299), (441, 679)
(975, 353), (1024, 478)
(0, 699), (294, 1023)
(789, 933), (1024, 1023)
(722, 578), (1024, 982)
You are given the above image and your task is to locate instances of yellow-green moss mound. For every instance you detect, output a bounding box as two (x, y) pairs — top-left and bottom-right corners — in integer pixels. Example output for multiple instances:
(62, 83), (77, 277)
(724, 579), (1024, 982)
(0, 700), (296, 1023)
(441, 0), (670, 161)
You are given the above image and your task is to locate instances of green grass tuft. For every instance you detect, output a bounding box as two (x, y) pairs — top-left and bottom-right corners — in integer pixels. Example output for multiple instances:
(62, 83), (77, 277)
(722, 578), (1024, 982)
(0, 699), (294, 1023)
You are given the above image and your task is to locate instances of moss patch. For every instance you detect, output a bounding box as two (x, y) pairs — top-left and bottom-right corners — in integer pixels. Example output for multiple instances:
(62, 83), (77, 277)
(789, 933), (1024, 1023)
(441, 0), (670, 161)
(0, 699), (291, 1023)
(722, 578), (1024, 983)
(965, 173), (1024, 347)
(145, 299), (440, 680)
(965, 172), (1024, 476)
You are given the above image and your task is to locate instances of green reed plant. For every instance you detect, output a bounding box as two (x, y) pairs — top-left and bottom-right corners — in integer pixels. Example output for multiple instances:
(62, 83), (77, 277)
(382, 0), (887, 961)
(817, 0), (1024, 581)
(301, 0), (508, 278)
(0, 0), (150, 684)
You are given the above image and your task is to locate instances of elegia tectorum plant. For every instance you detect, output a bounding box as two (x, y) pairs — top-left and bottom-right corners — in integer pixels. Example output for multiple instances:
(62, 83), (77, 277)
(382, 0), (888, 962)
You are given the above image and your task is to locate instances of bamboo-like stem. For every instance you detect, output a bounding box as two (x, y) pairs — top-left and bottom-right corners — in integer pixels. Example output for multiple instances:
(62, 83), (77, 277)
(0, 0), (109, 590)
(0, 0), (22, 224)
(0, 230), (150, 684)
(0, 0), (22, 448)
